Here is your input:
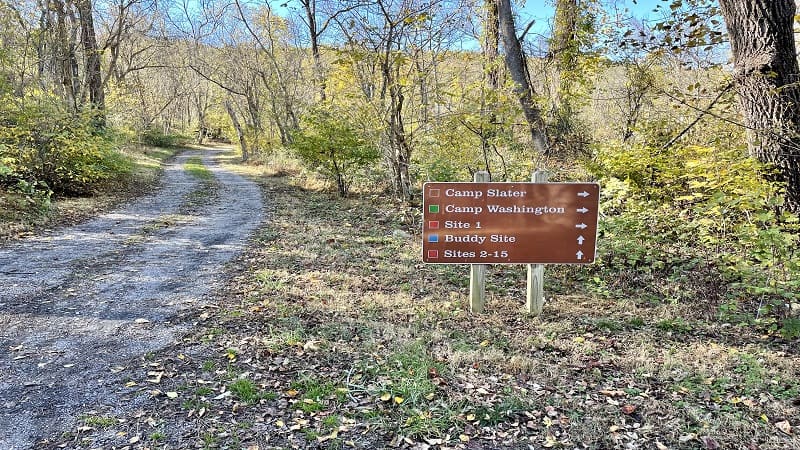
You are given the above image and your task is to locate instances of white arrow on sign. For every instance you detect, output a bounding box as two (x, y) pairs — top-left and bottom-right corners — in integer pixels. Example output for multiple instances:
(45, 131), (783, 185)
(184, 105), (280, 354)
(576, 250), (584, 260)
(577, 235), (585, 245)
(576, 207), (589, 214)
(578, 191), (590, 198)
(576, 223), (588, 229)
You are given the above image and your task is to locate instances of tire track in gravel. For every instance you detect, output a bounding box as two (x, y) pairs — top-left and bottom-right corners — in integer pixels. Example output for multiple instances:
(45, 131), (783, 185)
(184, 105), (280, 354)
(0, 147), (264, 449)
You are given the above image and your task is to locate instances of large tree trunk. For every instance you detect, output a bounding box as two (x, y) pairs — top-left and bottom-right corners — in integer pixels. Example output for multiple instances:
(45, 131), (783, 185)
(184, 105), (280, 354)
(484, 0), (500, 91)
(300, 0), (326, 101)
(719, 0), (800, 213)
(480, 0), (501, 176)
(225, 99), (249, 162)
(548, 0), (585, 155)
(548, 0), (579, 121)
(51, 0), (80, 112)
(390, 85), (412, 201)
(76, 0), (105, 119)
(496, 0), (549, 155)
(551, 0), (578, 105)
(195, 91), (208, 145)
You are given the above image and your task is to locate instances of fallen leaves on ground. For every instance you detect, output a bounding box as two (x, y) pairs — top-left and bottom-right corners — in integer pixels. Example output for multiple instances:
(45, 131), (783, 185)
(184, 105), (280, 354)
(48, 176), (800, 450)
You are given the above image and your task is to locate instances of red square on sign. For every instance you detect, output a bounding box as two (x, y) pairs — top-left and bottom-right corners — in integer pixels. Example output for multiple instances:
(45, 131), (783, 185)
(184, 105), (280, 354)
(428, 189), (440, 197)
(427, 250), (439, 259)
(428, 221), (439, 229)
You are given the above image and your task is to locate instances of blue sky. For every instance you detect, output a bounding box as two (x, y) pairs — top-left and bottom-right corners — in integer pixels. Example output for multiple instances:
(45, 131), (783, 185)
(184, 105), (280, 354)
(520, 0), (666, 20)
(271, 0), (666, 28)
(268, 0), (676, 51)
(517, 0), (668, 33)
(510, 0), (688, 53)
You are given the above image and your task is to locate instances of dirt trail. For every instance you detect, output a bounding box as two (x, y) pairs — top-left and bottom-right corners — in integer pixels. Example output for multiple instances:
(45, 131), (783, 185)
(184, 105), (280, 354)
(0, 147), (264, 449)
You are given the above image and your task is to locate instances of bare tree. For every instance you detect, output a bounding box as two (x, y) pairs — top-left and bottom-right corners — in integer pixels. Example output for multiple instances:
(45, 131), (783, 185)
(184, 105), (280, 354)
(332, 0), (470, 200)
(43, 0), (82, 111)
(76, 0), (105, 117)
(296, 0), (364, 101)
(496, 0), (548, 155)
(97, 0), (161, 85)
(225, 97), (248, 160)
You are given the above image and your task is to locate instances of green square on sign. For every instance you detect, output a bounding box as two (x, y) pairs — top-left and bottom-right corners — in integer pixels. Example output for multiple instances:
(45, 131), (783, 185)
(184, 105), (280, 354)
(429, 205), (439, 213)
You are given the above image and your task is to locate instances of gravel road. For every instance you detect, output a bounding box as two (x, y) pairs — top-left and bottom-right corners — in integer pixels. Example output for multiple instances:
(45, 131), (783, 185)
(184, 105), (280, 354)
(0, 148), (264, 449)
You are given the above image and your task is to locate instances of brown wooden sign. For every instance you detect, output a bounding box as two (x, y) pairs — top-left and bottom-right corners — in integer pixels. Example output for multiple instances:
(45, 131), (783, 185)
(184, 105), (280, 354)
(422, 182), (600, 264)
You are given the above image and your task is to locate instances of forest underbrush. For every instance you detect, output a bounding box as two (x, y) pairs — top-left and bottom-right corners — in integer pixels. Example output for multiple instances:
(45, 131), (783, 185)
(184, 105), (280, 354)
(0, 144), (182, 241)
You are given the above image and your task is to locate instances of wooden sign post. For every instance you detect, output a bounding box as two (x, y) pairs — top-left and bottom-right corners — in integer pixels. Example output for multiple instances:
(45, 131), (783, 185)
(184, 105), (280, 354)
(422, 176), (599, 315)
(470, 171), (490, 313)
(527, 170), (548, 315)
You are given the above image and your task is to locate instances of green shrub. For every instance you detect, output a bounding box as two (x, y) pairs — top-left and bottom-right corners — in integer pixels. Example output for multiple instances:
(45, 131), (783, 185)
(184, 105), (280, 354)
(423, 158), (461, 182)
(243, 127), (278, 156)
(0, 95), (131, 196)
(290, 104), (380, 197)
(587, 144), (800, 325)
(0, 178), (52, 222)
(138, 126), (190, 148)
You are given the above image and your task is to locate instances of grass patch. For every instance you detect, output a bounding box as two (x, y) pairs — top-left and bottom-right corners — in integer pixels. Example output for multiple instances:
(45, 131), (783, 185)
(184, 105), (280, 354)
(148, 430), (166, 442)
(290, 376), (344, 414)
(471, 395), (530, 426)
(184, 156), (214, 181)
(656, 318), (693, 334)
(126, 145), (181, 171)
(228, 378), (272, 405)
(376, 341), (444, 408)
(80, 415), (117, 428)
(181, 398), (211, 411)
(180, 153), (219, 212)
(196, 386), (214, 396)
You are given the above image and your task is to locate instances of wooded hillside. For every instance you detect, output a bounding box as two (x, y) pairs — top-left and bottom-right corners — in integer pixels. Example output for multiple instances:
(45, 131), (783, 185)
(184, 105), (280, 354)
(1, 0), (799, 342)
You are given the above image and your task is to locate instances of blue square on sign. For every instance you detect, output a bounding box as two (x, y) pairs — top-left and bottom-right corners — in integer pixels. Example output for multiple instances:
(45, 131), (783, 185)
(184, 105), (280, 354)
(428, 234), (439, 243)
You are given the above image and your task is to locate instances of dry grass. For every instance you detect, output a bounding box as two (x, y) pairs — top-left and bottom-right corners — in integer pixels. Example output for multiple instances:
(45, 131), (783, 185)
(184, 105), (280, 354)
(52, 167), (800, 450)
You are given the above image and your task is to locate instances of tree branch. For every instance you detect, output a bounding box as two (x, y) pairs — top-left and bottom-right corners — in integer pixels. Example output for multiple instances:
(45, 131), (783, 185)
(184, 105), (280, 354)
(662, 81), (734, 149)
(518, 19), (536, 42)
(186, 64), (247, 97)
